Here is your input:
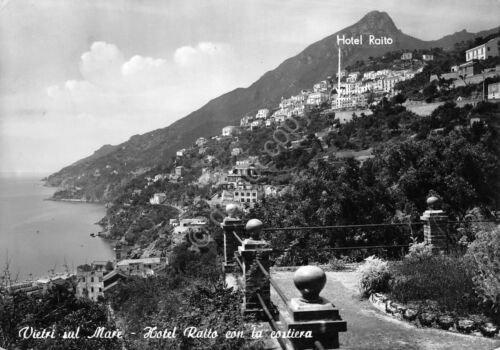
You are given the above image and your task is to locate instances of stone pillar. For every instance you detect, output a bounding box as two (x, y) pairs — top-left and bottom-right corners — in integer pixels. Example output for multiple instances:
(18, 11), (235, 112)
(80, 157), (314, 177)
(220, 204), (244, 270)
(280, 266), (347, 349)
(231, 218), (272, 314)
(420, 195), (448, 253)
(114, 243), (122, 261)
(238, 238), (272, 314)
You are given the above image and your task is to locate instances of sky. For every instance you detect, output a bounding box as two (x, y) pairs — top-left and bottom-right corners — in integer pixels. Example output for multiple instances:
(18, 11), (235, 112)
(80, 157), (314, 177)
(1, 0), (499, 175)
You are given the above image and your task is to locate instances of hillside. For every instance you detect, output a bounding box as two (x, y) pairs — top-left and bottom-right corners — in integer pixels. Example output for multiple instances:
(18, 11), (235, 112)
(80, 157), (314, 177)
(431, 27), (500, 50)
(45, 11), (500, 201)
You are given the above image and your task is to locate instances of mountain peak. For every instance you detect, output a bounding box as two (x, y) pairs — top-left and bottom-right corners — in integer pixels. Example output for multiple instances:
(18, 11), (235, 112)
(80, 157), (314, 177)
(361, 10), (392, 22)
(355, 10), (399, 34)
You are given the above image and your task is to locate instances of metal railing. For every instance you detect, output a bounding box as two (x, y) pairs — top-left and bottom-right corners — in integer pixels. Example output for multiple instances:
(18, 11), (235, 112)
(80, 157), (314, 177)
(314, 341), (326, 350)
(233, 230), (243, 244)
(262, 220), (495, 232)
(256, 219), (498, 262)
(256, 292), (288, 350)
(255, 259), (288, 304)
(234, 220), (497, 265)
(262, 222), (422, 260)
(262, 222), (424, 231)
(234, 255), (244, 270)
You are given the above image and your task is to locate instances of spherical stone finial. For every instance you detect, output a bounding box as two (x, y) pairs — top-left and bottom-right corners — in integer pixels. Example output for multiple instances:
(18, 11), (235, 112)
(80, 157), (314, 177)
(426, 195), (440, 209)
(246, 219), (263, 239)
(226, 203), (239, 218)
(293, 266), (327, 303)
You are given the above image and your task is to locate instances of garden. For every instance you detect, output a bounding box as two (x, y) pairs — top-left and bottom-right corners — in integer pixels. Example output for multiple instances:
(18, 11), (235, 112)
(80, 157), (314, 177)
(357, 225), (500, 337)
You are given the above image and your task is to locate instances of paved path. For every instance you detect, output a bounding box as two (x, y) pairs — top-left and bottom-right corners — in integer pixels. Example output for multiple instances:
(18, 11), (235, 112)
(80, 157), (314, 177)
(271, 270), (500, 350)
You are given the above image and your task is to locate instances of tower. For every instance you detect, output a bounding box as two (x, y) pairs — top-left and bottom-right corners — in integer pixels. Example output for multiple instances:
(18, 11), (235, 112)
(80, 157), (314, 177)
(337, 47), (342, 108)
(337, 47), (341, 93)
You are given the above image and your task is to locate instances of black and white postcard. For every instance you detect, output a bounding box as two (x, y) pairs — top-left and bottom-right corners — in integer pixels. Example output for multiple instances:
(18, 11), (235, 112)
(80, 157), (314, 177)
(1, 1), (499, 349)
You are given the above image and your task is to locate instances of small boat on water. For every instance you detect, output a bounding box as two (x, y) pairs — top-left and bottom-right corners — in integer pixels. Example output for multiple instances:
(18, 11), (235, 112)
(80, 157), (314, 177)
(90, 233), (96, 237)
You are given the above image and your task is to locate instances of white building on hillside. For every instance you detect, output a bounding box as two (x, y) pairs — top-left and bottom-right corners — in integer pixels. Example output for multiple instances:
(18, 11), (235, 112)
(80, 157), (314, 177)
(466, 37), (500, 61)
(313, 80), (331, 93)
(336, 70), (347, 79)
(233, 183), (263, 208)
(222, 125), (240, 137)
(240, 115), (254, 127)
(150, 193), (167, 205)
(154, 174), (167, 182)
(231, 147), (242, 156)
(76, 261), (125, 302)
(346, 72), (360, 83)
(116, 258), (167, 277)
(488, 82), (500, 99)
(401, 52), (413, 60)
(176, 149), (186, 157)
(173, 218), (208, 234)
(271, 113), (286, 124)
(195, 137), (208, 147)
(306, 92), (329, 106)
(251, 119), (264, 129)
(363, 71), (376, 81)
(382, 76), (402, 92)
(255, 108), (270, 119)
(376, 69), (392, 77)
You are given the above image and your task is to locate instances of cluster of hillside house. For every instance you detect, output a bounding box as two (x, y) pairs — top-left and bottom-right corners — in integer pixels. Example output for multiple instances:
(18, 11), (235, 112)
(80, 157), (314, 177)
(0, 254), (168, 303)
(433, 36), (500, 97)
(0, 272), (75, 299)
(233, 67), (422, 132)
(75, 257), (168, 302)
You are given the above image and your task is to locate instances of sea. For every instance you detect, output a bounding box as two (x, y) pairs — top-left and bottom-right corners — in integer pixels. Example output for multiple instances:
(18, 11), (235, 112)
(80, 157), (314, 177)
(0, 175), (114, 281)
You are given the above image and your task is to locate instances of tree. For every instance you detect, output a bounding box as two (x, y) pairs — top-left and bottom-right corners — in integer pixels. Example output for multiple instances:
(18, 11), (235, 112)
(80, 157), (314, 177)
(392, 93), (407, 105)
(466, 226), (500, 317)
(423, 83), (438, 102)
(0, 285), (121, 350)
(107, 246), (264, 350)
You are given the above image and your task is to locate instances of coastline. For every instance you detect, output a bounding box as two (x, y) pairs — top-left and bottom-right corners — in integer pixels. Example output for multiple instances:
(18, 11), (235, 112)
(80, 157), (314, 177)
(42, 179), (106, 205)
(44, 197), (103, 204)
(0, 176), (114, 280)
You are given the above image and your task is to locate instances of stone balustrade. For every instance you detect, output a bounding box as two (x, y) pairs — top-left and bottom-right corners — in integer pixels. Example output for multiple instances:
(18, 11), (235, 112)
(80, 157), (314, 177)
(220, 208), (347, 349)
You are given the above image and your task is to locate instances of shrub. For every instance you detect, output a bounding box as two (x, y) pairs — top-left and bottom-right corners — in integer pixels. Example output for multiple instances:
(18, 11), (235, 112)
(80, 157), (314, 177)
(357, 256), (391, 297)
(466, 226), (500, 317)
(389, 253), (478, 313)
(327, 256), (347, 271)
(405, 241), (434, 261)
